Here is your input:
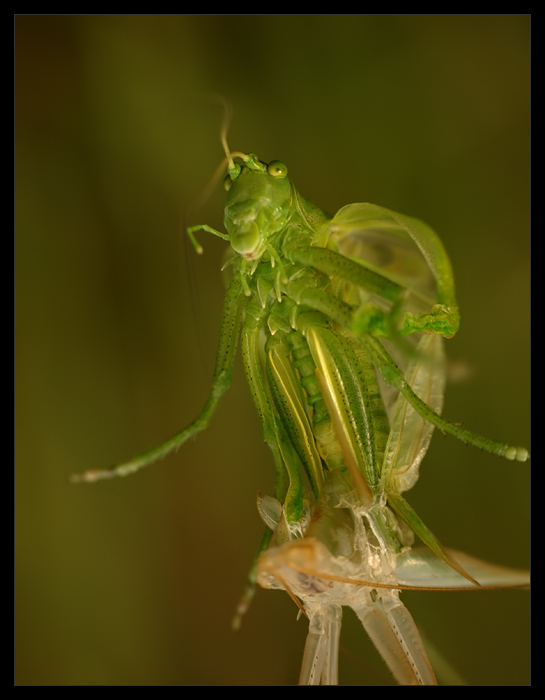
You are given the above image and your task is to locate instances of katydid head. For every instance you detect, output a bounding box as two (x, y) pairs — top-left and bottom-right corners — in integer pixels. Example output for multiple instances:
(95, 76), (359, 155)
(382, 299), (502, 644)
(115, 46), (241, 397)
(223, 154), (293, 261)
(215, 104), (295, 261)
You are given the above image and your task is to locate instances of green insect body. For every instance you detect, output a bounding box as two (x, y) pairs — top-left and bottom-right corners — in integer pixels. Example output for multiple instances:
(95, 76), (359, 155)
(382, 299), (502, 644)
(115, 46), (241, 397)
(72, 143), (529, 685)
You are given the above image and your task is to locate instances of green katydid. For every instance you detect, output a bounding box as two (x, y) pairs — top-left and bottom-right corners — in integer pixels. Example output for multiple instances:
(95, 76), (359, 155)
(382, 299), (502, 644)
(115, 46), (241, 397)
(71, 113), (529, 685)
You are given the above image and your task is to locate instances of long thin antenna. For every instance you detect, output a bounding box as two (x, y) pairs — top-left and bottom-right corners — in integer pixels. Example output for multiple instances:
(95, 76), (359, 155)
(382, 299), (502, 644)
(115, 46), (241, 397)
(217, 96), (234, 168)
(185, 95), (247, 223)
(192, 93), (235, 166)
(205, 95), (248, 174)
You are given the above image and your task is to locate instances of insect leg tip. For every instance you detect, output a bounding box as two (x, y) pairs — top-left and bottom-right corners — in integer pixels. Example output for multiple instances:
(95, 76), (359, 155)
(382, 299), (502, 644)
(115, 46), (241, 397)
(505, 446), (529, 462)
(69, 470), (95, 484)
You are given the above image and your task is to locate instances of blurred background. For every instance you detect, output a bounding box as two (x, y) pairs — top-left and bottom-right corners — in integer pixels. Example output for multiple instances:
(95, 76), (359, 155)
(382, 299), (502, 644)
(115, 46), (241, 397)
(15, 16), (529, 685)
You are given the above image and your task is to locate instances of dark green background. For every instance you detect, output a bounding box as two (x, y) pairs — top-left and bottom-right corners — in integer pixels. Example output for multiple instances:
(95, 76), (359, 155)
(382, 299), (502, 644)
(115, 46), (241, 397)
(15, 15), (529, 685)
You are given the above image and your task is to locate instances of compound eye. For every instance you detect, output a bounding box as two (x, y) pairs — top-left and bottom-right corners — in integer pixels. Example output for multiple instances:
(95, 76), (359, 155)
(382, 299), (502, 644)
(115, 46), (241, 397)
(267, 161), (288, 178)
(223, 174), (232, 191)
